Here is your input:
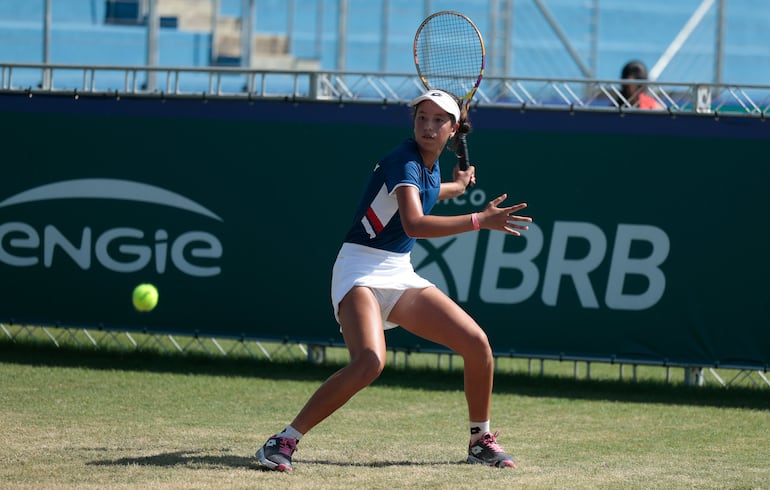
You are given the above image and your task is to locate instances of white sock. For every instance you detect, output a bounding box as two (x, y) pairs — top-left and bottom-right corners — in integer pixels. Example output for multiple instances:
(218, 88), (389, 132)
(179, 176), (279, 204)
(470, 420), (490, 443)
(277, 425), (304, 442)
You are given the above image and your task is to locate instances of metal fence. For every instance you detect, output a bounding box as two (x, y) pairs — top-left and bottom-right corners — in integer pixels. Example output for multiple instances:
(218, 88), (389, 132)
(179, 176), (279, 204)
(3, 62), (770, 116)
(3, 322), (769, 389)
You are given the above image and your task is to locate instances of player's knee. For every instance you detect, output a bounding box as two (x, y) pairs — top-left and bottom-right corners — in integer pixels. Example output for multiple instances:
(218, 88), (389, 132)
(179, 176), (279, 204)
(350, 350), (386, 386)
(461, 329), (493, 359)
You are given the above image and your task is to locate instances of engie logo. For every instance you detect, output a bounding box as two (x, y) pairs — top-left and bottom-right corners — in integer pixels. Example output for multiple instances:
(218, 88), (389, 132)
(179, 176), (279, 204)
(0, 179), (223, 277)
(414, 221), (670, 312)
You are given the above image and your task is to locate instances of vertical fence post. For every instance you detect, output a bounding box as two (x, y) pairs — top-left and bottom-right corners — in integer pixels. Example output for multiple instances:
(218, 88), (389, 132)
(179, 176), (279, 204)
(684, 367), (705, 386)
(146, 0), (158, 91)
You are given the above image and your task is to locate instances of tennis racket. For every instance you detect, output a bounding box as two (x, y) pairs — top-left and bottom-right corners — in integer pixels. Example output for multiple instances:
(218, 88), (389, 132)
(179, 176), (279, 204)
(413, 11), (486, 171)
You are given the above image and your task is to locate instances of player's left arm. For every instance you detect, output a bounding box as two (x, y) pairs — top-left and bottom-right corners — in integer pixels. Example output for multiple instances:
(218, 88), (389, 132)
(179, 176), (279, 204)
(399, 186), (531, 238)
(398, 186), (474, 238)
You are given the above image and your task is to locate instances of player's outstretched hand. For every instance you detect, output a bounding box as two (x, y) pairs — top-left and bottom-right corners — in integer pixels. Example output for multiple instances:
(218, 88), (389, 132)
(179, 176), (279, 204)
(479, 194), (532, 236)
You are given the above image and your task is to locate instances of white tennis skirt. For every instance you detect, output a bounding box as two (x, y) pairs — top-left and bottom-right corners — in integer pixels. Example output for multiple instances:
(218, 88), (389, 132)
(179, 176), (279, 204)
(331, 242), (434, 329)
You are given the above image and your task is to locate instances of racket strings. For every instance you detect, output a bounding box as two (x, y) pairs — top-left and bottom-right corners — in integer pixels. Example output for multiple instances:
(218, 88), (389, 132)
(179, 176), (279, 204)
(415, 14), (484, 98)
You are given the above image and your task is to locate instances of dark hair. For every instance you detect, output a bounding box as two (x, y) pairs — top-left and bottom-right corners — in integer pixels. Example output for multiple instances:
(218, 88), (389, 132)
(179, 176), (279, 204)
(621, 60), (648, 80)
(445, 93), (472, 153)
(448, 117), (472, 152)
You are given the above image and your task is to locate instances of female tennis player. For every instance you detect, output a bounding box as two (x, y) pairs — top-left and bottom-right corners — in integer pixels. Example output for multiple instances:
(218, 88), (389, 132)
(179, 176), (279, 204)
(257, 89), (532, 472)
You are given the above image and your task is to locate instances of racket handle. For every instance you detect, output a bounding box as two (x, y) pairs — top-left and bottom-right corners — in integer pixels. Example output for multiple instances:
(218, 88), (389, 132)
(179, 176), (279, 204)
(456, 135), (469, 170)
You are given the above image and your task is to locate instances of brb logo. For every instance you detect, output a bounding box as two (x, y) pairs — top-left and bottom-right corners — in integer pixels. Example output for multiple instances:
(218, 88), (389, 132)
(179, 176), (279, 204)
(0, 179), (223, 277)
(417, 190), (670, 311)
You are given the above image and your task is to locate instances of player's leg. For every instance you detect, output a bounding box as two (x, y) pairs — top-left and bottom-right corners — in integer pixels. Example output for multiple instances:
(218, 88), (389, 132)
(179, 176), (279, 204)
(389, 286), (493, 420)
(290, 286), (388, 433)
(257, 286), (387, 471)
(388, 286), (515, 468)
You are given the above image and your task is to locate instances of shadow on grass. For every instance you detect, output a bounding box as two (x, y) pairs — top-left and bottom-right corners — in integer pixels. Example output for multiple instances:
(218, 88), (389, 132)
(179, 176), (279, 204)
(294, 458), (465, 468)
(87, 450), (258, 470)
(86, 449), (463, 470)
(2, 340), (769, 411)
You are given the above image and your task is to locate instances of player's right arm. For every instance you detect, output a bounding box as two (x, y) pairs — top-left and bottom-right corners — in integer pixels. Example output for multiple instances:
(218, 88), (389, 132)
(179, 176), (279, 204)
(439, 164), (476, 201)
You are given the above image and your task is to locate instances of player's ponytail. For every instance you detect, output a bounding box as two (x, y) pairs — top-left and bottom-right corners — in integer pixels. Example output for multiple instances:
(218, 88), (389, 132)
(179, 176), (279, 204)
(443, 92), (469, 153)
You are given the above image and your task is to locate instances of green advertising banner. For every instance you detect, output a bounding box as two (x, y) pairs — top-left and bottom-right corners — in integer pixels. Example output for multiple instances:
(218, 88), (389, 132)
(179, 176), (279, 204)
(1, 93), (768, 369)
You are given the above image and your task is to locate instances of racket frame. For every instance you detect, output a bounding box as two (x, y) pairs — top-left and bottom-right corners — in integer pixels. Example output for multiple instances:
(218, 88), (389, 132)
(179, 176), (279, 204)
(413, 10), (486, 121)
(413, 11), (485, 171)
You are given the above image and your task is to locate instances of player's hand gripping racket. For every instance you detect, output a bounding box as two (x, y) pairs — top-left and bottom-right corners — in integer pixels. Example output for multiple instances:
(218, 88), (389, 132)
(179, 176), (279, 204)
(413, 11), (485, 171)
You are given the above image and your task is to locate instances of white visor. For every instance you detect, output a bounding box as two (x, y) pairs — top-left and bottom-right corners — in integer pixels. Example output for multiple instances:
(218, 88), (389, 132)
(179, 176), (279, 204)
(409, 90), (461, 122)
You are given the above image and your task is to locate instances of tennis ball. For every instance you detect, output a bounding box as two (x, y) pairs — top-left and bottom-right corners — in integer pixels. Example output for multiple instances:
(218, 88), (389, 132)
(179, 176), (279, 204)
(132, 283), (159, 312)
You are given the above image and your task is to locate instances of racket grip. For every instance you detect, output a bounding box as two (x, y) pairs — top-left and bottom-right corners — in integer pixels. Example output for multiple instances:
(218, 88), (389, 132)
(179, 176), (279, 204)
(456, 135), (469, 171)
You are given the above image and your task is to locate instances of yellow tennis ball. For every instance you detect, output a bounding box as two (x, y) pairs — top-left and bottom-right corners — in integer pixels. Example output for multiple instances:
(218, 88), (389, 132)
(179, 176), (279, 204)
(132, 283), (159, 312)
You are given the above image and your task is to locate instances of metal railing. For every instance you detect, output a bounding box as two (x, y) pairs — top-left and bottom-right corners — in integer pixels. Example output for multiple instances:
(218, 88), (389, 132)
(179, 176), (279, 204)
(3, 62), (770, 117)
(2, 323), (768, 389)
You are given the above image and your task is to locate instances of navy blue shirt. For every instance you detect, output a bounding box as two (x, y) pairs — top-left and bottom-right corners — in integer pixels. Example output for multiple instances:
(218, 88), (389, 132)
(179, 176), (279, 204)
(344, 139), (442, 253)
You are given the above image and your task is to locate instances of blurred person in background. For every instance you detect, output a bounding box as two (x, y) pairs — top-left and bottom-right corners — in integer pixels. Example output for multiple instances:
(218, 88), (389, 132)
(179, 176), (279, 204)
(619, 60), (664, 110)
